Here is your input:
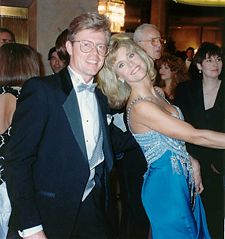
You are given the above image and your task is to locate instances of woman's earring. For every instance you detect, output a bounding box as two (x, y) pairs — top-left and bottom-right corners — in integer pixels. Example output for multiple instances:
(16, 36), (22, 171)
(118, 77), (124, 83)
(199, 69), (202, 74)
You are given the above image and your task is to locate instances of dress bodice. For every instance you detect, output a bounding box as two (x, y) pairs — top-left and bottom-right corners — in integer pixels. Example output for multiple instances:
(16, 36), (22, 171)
(127, 97), (193, 182)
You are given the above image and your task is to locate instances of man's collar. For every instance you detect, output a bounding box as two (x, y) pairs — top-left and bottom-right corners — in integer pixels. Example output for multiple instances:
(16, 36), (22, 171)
(67, 66), (94, 85)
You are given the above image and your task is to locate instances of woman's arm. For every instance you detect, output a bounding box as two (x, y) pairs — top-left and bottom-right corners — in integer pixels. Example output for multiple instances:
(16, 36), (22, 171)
(132, 100), (225, 149)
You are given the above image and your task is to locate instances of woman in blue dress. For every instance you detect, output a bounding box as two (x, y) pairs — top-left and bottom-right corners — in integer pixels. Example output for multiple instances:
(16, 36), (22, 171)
(98, 38), (225, 239)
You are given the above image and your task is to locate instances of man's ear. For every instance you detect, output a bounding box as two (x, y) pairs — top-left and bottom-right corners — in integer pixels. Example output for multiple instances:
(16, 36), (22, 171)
(65, 41), (72, 56)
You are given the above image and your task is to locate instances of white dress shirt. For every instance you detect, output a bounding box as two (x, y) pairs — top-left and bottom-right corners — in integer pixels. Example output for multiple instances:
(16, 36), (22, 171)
(68, 66), (104, 201)
(185, 58), (192, 70)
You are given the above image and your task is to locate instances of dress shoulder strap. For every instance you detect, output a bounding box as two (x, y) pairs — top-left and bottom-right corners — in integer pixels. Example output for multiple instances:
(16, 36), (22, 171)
(126, 96), (151, 133)
(127, 96), (151, 112)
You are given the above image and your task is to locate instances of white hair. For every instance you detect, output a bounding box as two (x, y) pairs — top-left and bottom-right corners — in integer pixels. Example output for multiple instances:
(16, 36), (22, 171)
(133, 23), (159, 43)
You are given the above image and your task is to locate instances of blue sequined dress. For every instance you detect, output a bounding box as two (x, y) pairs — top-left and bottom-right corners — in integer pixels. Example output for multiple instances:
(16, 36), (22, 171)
(127, 97), (211, 239)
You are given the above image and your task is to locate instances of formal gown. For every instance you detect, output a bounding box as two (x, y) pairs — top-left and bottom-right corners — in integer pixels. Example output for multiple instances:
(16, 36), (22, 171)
(127, 96), (211, 239)
(0, 86), (20, 239)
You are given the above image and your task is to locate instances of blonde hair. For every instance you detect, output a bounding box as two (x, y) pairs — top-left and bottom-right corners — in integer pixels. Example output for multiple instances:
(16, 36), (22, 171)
(98, 38), (156, 109)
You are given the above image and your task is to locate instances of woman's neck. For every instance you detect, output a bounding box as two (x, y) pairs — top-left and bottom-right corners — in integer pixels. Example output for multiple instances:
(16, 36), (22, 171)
(202, 77), (220, 90)
(130, 82), (155, 100)
(202, 77), (221, 110)
(163, 78), (173, 87)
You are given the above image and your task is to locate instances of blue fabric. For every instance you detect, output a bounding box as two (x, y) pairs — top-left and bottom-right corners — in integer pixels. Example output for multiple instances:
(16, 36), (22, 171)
(141, 151), (211, 238)
(128, 99), (211, 238)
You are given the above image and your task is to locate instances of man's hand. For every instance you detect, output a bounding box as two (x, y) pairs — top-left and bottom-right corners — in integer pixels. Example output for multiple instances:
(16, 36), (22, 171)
(24, 230), (47, 239)
(190, 156), (204, 194)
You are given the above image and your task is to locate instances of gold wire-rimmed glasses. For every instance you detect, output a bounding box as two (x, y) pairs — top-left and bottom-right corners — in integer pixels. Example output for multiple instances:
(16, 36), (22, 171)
(72, 40), (109, 57)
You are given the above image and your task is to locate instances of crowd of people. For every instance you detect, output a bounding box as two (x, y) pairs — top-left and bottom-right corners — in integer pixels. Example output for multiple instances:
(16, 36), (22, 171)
(0, 11), (224, 239)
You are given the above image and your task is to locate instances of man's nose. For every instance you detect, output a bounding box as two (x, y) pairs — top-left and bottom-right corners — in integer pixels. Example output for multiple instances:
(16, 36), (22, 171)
(91, 46), (98, 55)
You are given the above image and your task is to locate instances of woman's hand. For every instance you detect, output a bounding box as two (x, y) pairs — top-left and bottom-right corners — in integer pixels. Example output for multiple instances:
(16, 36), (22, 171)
(190, 156), (204, 194)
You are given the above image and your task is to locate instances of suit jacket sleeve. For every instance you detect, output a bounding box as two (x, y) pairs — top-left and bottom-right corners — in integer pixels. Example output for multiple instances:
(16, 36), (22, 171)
(4, 78), (49, 230)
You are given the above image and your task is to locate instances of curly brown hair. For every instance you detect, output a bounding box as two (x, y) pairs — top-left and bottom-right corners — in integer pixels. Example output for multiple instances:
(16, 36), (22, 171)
(155, 53), (190, 100)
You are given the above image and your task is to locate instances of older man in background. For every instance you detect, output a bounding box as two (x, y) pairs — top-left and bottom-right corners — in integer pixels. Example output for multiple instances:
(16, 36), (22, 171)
(133, 23), (163, 60)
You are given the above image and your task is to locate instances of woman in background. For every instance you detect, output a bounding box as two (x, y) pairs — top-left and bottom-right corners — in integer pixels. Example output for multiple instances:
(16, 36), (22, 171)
(175, 42), (224, 239)
(0, 43), (40, 239)
(155, 53), (190, 103)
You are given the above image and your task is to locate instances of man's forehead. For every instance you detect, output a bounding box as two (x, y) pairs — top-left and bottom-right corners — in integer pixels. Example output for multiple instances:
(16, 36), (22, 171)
(144, 28), (161, 38)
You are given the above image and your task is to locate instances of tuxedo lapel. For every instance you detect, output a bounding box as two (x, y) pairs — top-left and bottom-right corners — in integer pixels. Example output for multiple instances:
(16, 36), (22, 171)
(61, 70), (88, 159)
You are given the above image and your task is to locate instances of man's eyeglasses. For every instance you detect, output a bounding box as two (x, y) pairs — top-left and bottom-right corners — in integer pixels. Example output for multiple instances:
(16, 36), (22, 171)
(72, 40), (109, 57)
(138, 37), (166, 46)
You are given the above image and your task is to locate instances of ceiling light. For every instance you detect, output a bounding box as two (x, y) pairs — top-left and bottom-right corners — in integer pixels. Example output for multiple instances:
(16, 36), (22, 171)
(98, 0), (126, 33)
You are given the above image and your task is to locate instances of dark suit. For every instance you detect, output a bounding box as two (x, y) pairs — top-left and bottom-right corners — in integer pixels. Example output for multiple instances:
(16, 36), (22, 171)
(174, 78), (225, 239)
(4, 68), (128, 239)
(113, 110), (149, 239)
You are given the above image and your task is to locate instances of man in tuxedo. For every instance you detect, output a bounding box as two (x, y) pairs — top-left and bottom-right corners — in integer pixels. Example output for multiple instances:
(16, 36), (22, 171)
(185, 46), (194, 71)
(4, 12), (134, 239)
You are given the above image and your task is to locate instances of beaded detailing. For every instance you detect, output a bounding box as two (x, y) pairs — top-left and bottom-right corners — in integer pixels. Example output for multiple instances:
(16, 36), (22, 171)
(126, 95), (195, 204)
(126, 96), (150, 133)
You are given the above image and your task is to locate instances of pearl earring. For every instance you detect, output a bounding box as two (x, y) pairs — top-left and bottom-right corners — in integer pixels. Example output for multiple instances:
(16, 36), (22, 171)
(199, 69), (202, 74)
(118, 77), (124, 83)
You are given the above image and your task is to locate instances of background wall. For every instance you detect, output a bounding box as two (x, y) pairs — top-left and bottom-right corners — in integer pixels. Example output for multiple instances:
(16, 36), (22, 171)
(168, 26), (223, 51)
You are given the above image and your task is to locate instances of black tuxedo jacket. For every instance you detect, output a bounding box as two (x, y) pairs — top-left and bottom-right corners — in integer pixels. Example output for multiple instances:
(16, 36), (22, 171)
(4, 68), (122, 238)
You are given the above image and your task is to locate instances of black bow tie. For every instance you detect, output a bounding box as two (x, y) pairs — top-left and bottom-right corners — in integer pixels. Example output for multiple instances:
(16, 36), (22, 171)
(77, 83), (97, 93)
